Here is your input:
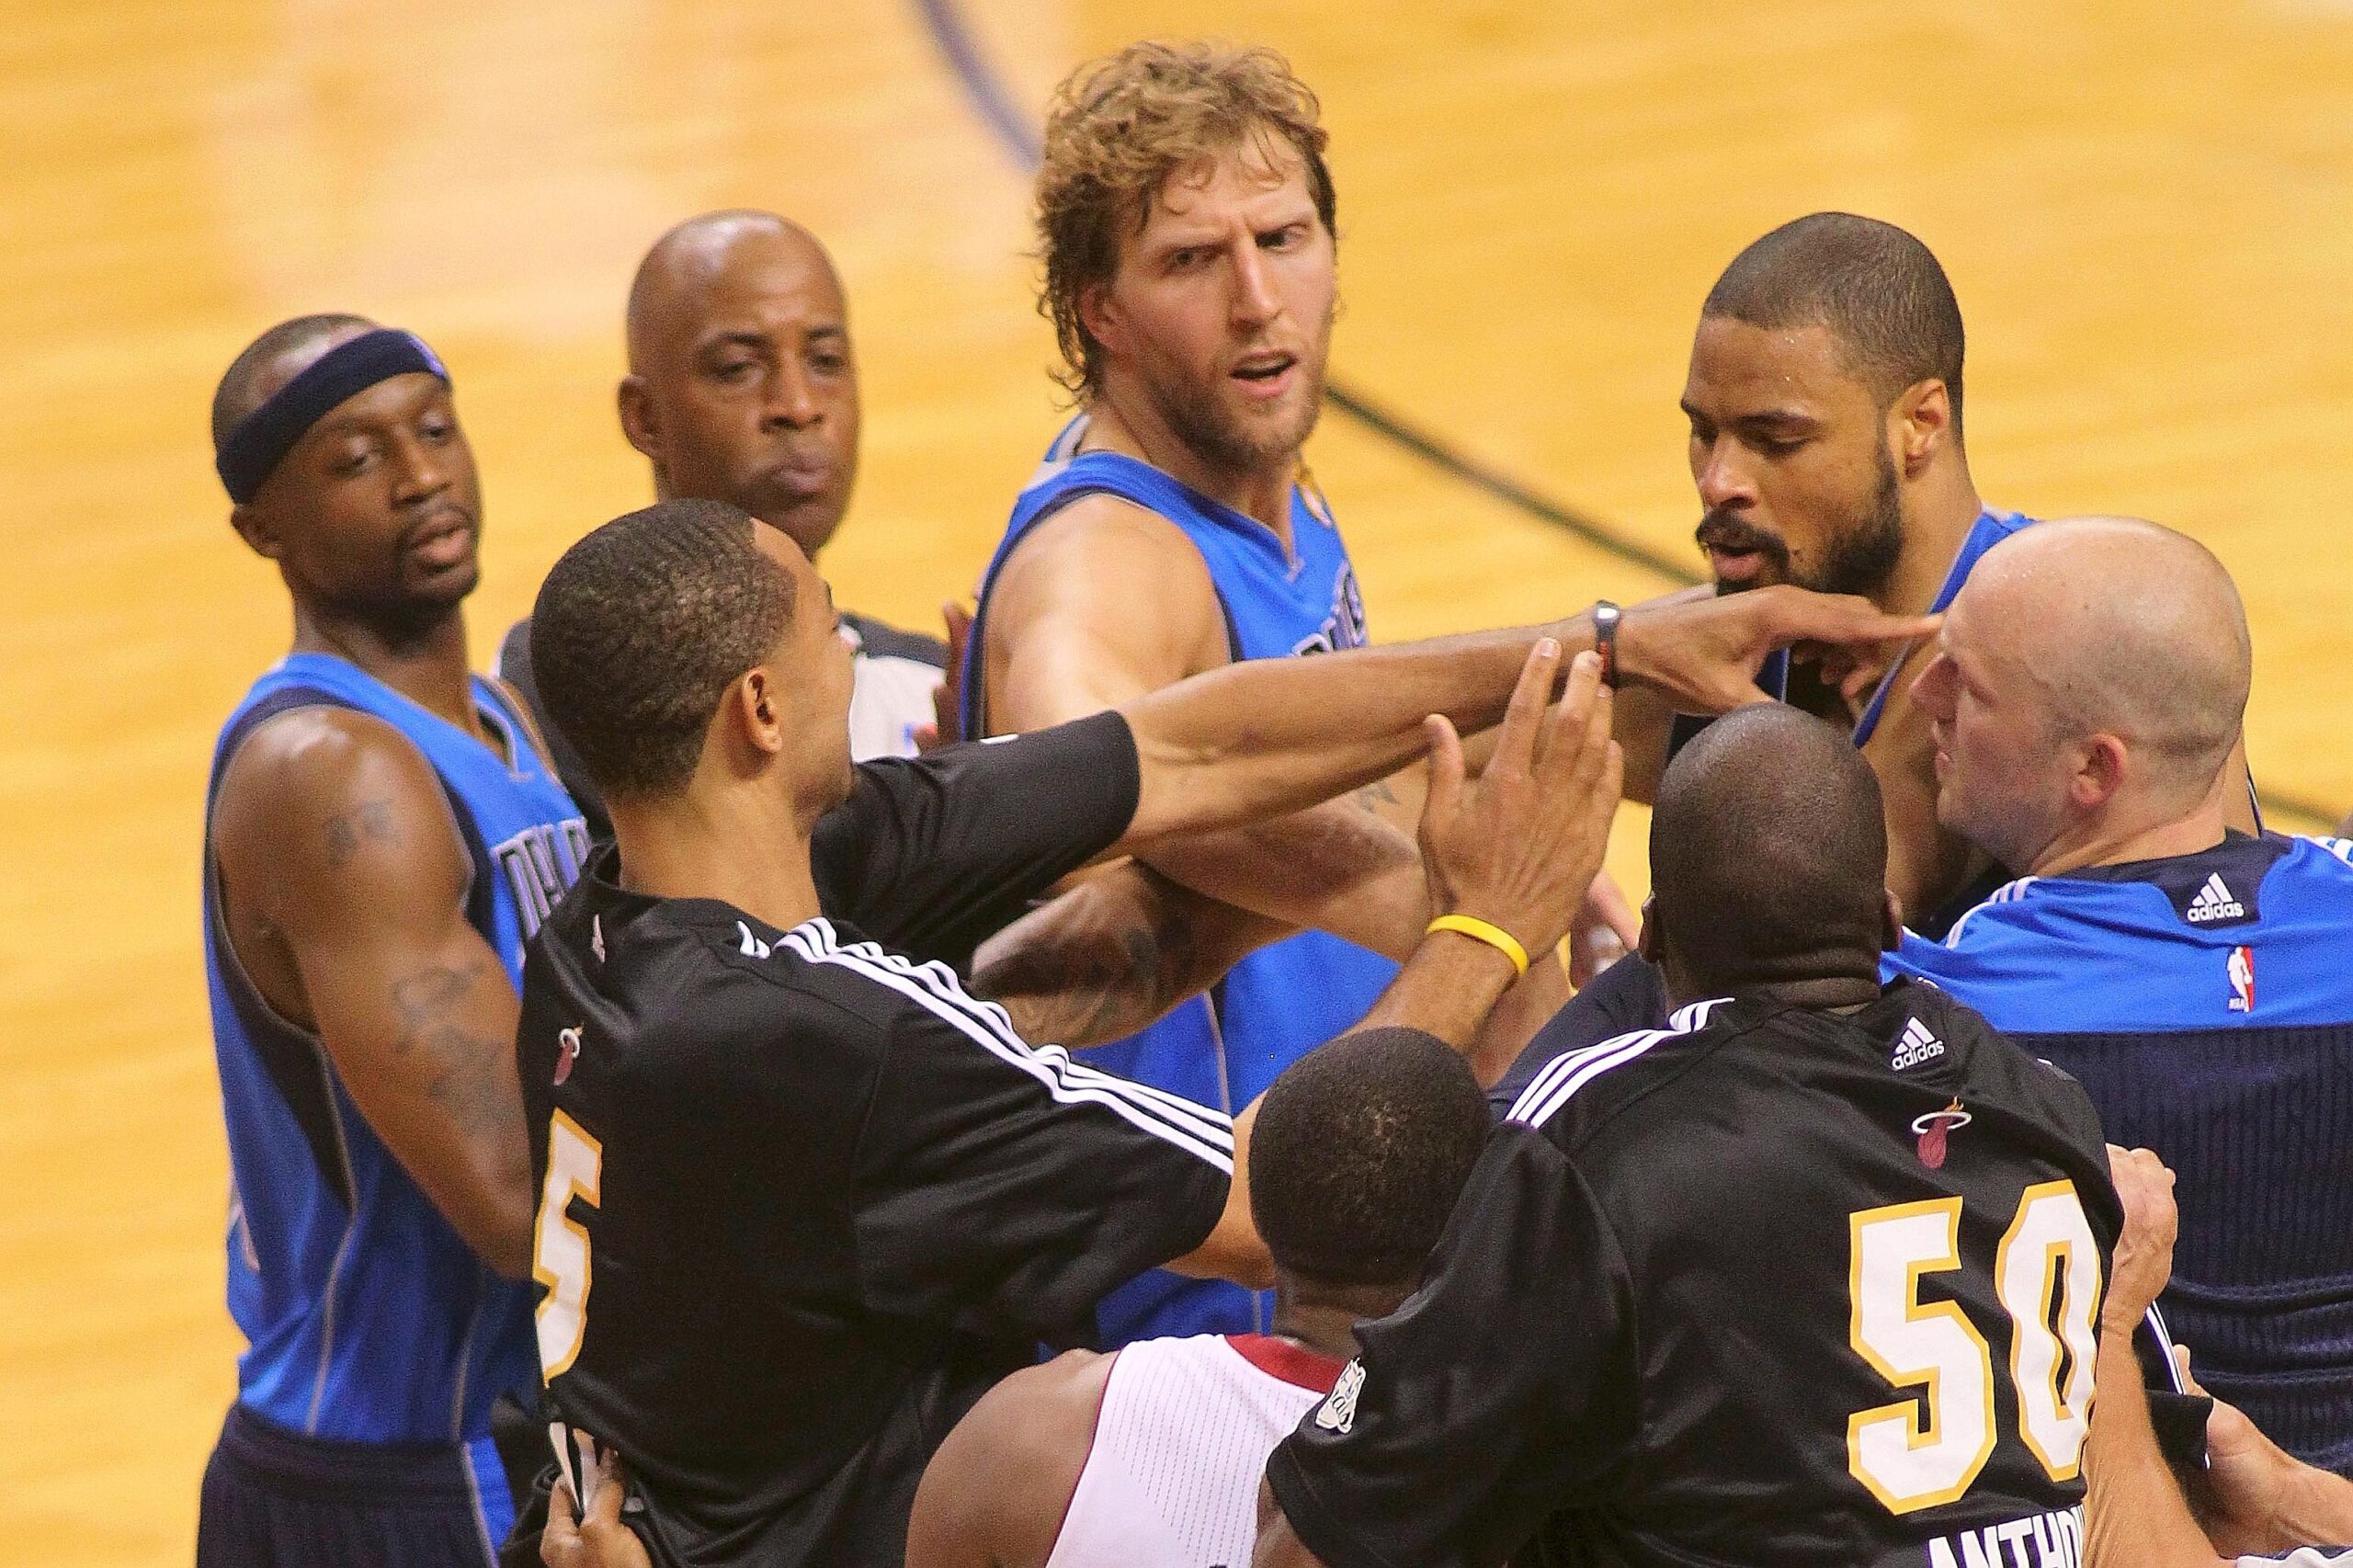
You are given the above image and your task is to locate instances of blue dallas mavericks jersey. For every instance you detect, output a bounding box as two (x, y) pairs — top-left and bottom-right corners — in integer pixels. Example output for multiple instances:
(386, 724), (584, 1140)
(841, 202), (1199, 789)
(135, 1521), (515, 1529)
(1888, 831), (2353, 1473)
(963, 418), (1401, 1344)
(205, 653), (587, 1454)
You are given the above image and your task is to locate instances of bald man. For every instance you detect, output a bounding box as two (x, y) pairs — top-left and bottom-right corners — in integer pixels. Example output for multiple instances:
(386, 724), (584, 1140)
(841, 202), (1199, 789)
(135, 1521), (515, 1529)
(503, 211), (945, 836)
(1888, 517), (2353, 1475)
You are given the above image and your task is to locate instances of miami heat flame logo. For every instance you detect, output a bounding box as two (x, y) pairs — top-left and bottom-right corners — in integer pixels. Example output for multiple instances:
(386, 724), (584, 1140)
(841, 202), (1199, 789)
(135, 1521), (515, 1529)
(555, 1026), (583, 1085)
(1912, 1100), (1971, 1170)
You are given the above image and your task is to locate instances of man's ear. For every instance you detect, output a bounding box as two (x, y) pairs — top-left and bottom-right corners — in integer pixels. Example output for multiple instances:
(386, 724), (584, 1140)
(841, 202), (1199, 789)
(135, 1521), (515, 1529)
(1076, 282), (1125, 365)
(230, 502), (283, 562)
(1880, 888), (1904, 953)
(1635, 895), (1660, 965)
(1892, 379), (1953, 476)
(618, 375), (662, 464)
(731, 668), (786, 763)
(2070, 733), (2130, 812)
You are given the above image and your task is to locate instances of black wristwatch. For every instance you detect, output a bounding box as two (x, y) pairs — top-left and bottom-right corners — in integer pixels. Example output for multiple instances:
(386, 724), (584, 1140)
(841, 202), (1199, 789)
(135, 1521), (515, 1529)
(1592, 600), (1621, 687)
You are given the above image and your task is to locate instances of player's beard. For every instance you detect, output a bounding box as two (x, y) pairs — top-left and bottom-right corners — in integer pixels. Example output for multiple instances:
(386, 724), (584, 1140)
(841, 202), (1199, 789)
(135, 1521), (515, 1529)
(1802, 438), (1905, 598)
(1142, 321), (1331, 477)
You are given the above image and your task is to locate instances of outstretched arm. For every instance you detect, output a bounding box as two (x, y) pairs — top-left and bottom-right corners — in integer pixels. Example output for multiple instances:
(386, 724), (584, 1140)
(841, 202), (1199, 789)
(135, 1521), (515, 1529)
(989, 497), (1930, 952)
(213, 709), (535, 1277)
(1108, 584), (1932, 862)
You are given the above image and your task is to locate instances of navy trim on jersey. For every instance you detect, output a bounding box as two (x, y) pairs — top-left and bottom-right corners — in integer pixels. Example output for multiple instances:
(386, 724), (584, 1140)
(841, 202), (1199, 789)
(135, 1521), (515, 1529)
(1892, 831), (2353, 1473)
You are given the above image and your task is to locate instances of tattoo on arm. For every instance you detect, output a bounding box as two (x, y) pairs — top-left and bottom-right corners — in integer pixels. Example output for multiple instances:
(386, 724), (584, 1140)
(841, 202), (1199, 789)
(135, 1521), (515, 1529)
(388, 960), (518, 1136)
(995, 927), (1178, 1047)
(1352, 778), (1401, 812)
(324, 799), (402, 867)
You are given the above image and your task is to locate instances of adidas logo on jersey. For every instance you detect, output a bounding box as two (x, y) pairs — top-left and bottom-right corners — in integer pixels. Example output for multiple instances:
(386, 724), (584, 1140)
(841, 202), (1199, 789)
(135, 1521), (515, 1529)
(2185, 871), (2245, 923)
(1891, 1017), (1946, 1071)
(1313, 1359), (1365, 1435)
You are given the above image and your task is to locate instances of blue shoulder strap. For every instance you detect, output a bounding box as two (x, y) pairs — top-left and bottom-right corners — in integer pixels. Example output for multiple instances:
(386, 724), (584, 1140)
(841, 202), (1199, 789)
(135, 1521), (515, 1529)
(961, 437), (1244, 738)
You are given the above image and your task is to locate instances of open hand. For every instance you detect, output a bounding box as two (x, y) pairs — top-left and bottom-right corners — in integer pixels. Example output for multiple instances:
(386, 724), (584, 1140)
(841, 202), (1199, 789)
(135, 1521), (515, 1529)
(1419, 642), (1622, 965)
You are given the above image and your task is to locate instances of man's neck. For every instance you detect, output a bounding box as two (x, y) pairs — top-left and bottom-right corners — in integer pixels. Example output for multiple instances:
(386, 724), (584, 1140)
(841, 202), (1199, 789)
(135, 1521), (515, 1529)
(2029, 797), (2232, 879)
(1881, 465), (1985, 618)
(1665, 967), (1882, 1014)
(1268, 1277), (1405, 1363)
(608, 783), (825, 934)
(292, 600), (480, 739)
(1084, 387), (1297, 541)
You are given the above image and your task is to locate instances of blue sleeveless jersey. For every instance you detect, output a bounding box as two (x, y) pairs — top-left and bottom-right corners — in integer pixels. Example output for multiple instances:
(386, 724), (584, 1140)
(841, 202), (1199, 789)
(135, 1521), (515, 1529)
(204, 652), (588, 1460)
(1888, 832), (2353, 1473)
(963, 418), (1401, 1345)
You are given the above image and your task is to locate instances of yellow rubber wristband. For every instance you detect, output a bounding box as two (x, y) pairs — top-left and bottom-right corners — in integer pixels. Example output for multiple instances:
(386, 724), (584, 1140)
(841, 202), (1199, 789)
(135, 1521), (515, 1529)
(1426, 914), (1530, 978)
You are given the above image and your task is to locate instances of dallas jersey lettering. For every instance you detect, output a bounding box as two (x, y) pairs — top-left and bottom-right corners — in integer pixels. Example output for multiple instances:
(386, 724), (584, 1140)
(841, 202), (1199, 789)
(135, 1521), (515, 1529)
(1047, 1334), (1345, 1568)
(961, 415), (1399, 1345)
(1269, 983), (2120, 1568)
(1888, 831), (2353, 1474)
(205, 652), (586, 1456)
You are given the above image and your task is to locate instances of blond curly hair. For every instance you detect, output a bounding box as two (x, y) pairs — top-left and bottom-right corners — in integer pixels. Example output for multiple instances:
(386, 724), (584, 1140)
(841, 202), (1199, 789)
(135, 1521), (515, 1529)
(1036, 40), (1336, 397)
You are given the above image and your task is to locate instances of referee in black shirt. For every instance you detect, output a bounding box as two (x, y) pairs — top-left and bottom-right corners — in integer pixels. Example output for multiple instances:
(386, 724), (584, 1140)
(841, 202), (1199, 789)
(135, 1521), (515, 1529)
(1259, 705), (2124, 1568)
(509, 499), (1650, 1567)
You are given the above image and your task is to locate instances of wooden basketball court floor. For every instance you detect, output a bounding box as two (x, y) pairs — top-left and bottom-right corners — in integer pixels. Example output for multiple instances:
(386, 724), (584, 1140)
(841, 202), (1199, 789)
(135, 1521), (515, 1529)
(6, 0), (2349, 1558)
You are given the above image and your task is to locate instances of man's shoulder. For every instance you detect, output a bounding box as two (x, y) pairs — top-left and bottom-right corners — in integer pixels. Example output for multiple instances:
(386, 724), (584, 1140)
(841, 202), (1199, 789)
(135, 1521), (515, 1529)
(211, 703), (465, 888)
(536, 903), (910, 1057)
(1503, 996), (1742, 1142)
(1898, 834), (2353, 1030)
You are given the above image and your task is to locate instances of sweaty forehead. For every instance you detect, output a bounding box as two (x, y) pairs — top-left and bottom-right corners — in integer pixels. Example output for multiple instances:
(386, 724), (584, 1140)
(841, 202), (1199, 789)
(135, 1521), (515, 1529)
(1684, 316), (1873, 412)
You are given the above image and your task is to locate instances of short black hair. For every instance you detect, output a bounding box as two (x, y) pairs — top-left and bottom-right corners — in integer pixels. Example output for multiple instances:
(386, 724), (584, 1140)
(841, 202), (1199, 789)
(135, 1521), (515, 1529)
(1650, 705), (1888, 994)
(1248, 1028), (1489, 1289)
(530, 500), (795, 800)
(211, 312), (376, 448)
(1703, 213), (1965, 427)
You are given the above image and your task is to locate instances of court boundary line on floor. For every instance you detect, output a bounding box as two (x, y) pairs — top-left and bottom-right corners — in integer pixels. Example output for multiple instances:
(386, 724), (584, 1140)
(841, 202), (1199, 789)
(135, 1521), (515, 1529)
(906, 0), (2343, 829)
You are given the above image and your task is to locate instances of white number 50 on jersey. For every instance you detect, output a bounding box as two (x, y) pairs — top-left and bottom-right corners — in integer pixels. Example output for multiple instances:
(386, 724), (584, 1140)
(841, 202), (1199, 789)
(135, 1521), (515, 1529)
(1847, 1181), (2101, 1514)
(533, 1110), (604, 1379)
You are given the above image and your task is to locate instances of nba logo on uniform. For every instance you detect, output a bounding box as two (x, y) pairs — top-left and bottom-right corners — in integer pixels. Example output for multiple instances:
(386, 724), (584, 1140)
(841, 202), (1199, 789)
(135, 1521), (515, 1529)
(2227, 945), (2255, 1013)
(555, 1026), (584, 1085)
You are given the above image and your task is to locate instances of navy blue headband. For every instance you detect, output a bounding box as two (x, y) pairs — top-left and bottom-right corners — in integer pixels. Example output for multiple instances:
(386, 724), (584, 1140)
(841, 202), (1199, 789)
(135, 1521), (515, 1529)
(215, 329), (449, 503)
